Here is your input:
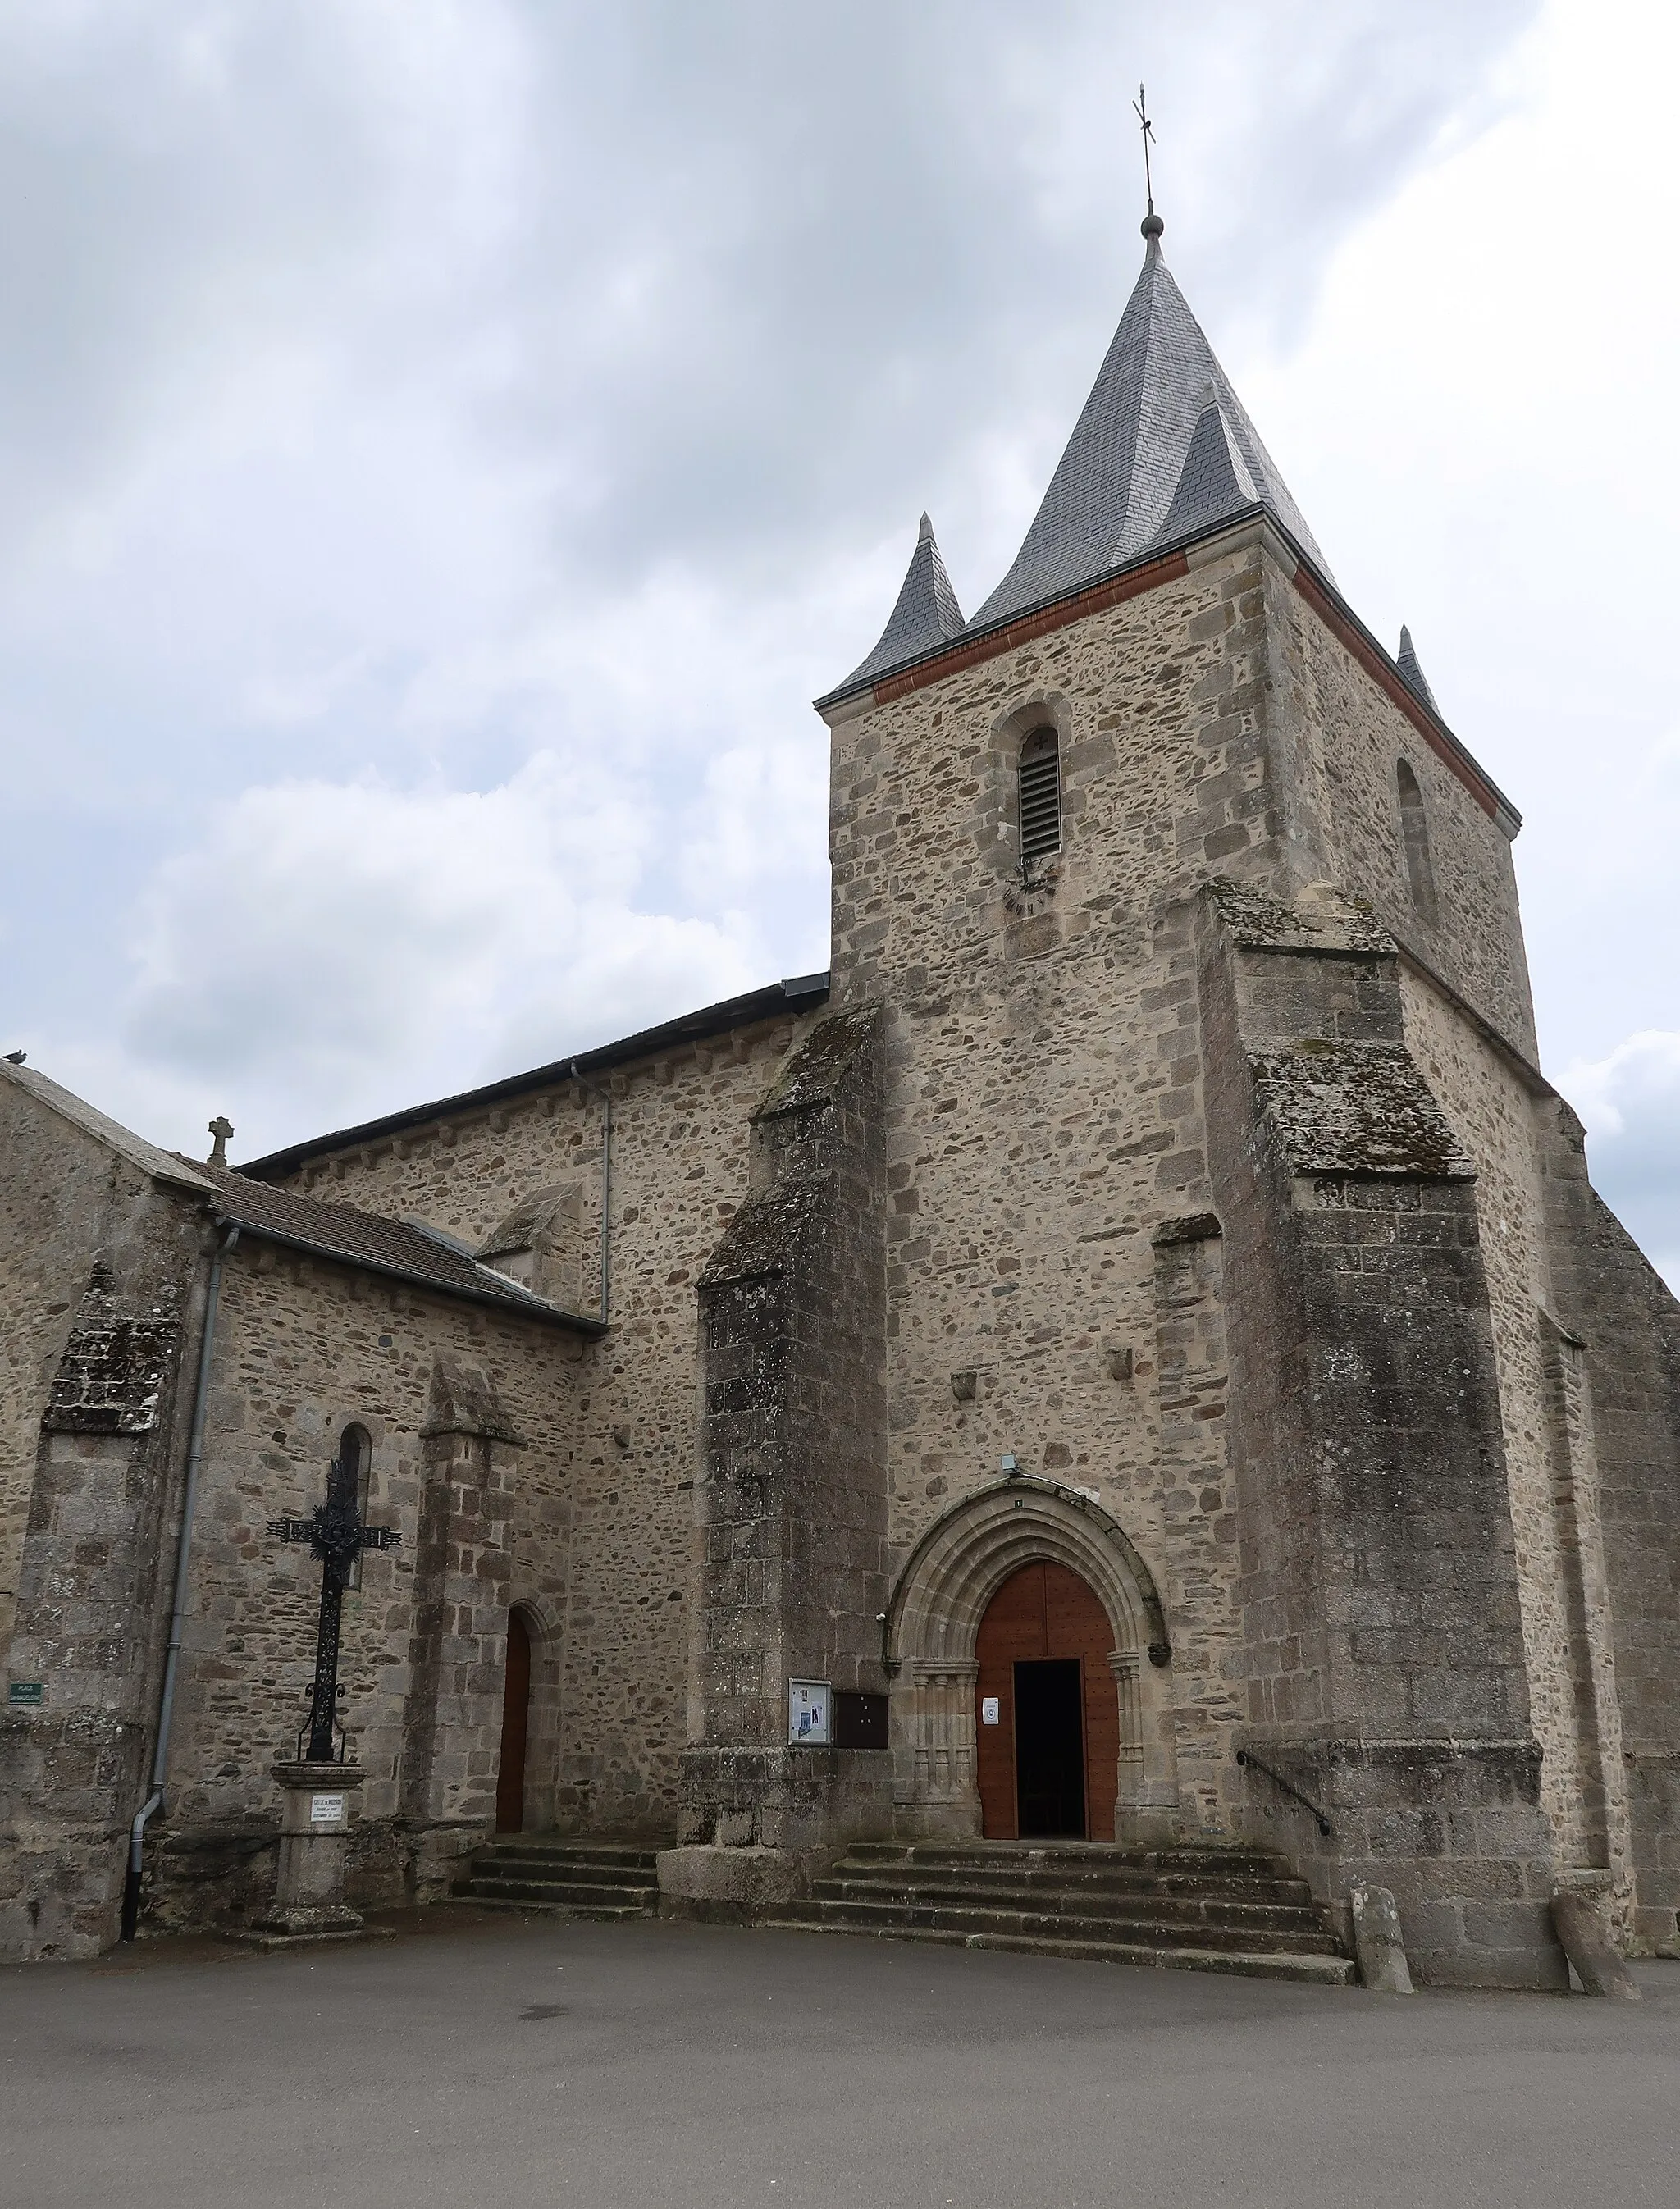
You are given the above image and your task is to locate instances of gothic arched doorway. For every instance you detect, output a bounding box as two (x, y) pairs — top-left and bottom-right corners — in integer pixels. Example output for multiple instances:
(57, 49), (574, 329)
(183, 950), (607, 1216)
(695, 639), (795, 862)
(976, 1560), (1120, 1841)
(884, 1476), (1177, 1843)
(495, 1609), (532, 1832)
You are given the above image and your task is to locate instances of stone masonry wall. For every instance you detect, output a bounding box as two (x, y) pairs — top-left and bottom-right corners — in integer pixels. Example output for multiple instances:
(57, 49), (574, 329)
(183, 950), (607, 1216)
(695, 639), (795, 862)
(1195, 884), (1561, 1988)
(1270, 562), (1536, 1056)
(823, 535), (1294, 1839)
(143, 1237), (587, 1928)
(1538, 1098), (1680, 1950)
(0, 1090), (211, 1960)
(0, 1084), (203, 1664)
(676, 1006), (893, 1891)
(258, 1010), (811, 1835)
(819, 521), (1549, 1852)
(1399, 967), (1631, 1896)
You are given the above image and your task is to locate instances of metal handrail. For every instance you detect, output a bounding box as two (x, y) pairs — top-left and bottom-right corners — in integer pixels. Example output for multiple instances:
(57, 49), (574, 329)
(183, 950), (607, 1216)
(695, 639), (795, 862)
(1236, 1748), (1332, 1837)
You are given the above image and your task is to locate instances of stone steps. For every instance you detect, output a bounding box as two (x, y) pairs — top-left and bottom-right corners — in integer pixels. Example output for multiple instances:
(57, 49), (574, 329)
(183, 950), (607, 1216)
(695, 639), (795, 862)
(772, 1841), (1354, 1985)
(807, 1881), (1335, 1946)
(816, 1864), (1319, 1905)
(453, 1838), (660, 1919)
(765, 1918), (1356, 1987)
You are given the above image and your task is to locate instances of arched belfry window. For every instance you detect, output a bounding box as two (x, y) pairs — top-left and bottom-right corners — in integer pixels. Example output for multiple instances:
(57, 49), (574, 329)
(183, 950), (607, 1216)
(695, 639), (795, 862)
(1395, 758), (1439, 925)
(336, 1422), (372, 1587)
(1018, 726), (1062, 863)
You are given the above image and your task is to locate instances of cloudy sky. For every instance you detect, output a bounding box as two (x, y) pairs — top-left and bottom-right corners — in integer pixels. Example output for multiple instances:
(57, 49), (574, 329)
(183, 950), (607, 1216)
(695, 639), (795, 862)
(2, 0), (1678, 1280)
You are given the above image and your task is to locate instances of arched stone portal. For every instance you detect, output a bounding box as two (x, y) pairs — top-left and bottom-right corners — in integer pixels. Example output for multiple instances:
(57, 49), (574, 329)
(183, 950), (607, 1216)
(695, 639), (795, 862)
(885, 1479), (1179, 1842)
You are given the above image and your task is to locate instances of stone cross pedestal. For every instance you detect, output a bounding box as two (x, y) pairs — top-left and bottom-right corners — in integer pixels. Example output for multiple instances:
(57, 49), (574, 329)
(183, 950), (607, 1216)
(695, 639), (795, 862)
(252, 1763), (368, 1942)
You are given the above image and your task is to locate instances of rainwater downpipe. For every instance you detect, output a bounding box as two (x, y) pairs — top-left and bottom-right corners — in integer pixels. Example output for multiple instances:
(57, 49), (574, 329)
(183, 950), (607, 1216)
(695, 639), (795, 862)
(120, 1221), (239, 1942)
(568, 1059), (612, 1324)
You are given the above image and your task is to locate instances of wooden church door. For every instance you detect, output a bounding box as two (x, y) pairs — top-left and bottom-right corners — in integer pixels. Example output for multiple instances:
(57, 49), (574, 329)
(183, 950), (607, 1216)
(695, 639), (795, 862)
(495, 1609), (532, 1832)
(975, 1562), (1119, 1842)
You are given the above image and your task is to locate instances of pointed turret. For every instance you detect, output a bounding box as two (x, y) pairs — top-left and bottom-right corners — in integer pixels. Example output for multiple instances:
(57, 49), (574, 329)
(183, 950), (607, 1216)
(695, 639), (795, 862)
(831, 513), (966, 693)
(968, 217), (1331, 632)
(1395, 625), (1440, 716)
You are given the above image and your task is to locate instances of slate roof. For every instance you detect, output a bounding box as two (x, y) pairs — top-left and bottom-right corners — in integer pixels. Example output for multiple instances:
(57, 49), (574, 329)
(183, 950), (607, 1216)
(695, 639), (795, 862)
(1395, 625), (1440, 716)
(967, 223), (1332, 632)
(833, 513), (966, 692)
(240, 972), (830, 1180)
(191, 1161), (601, 1330)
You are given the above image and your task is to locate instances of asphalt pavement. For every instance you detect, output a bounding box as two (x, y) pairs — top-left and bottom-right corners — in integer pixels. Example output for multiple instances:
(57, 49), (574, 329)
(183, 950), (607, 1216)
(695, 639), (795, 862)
(1, 1909), (1676, 2209)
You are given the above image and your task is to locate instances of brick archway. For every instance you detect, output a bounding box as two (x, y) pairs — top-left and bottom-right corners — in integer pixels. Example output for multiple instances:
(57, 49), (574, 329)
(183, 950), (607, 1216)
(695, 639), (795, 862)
(884, 1477), (1178, 1842)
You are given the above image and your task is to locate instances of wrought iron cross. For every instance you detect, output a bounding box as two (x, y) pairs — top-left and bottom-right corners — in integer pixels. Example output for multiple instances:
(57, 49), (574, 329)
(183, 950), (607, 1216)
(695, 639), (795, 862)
(1133, 83), (1157, 217)
(268, 1447), (399, 1764)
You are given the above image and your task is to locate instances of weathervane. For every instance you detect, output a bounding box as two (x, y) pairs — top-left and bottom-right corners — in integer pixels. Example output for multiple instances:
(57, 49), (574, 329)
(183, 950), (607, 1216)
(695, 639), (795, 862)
(1133, 83), (1159, 225)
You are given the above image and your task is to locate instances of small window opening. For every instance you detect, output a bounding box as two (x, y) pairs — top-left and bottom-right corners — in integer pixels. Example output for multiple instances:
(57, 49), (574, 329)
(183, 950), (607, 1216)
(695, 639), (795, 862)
(1018, 727), (1061, 864)
(1395, 757), (1439, 925)
(336, 1422), (372, 1587)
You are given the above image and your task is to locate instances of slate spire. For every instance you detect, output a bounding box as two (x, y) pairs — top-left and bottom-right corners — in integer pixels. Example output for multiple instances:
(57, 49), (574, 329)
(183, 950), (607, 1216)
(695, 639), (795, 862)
(1395, 625), (1440, 716)
(832, 511), (966, 692)
(967, 217), (1331, 633)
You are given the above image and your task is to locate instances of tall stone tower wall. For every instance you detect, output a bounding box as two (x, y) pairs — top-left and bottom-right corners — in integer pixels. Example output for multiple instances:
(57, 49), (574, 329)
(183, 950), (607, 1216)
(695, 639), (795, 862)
(814, 512), (1659, 1979)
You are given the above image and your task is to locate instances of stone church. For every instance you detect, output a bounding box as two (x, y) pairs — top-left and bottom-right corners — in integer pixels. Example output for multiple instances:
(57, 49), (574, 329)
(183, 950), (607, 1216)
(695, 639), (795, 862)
(4, 212), (1678, 1988)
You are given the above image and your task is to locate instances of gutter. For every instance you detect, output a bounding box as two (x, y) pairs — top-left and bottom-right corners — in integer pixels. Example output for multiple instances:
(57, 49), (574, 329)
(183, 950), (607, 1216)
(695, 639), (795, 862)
(237, 973), (830, 1182)
(207, 1216), (606, 1335)
(121, 1221), (239, 1942)
(567, 1060), (613, 1324)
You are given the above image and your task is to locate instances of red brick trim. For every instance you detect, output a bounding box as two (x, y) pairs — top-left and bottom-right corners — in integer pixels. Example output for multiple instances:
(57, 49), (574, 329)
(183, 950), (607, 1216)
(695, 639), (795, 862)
(868, 549), (1191, 705)
(847, 530), (1518, 838)
(1289, 565), (1502, 824)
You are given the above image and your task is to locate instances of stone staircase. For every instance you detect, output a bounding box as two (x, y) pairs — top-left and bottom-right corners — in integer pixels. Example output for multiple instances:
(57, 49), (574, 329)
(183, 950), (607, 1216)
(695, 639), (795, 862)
(452, 1837), (660, 1919)
(768, 1841), (1355, 1985)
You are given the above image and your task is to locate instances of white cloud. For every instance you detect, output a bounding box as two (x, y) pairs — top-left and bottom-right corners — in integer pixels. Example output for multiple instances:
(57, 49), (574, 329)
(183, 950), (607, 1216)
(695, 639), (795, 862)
(1559, 1032), (1680, 1289)
(10, 0), (1678, 1292)
(109, 755), (773, 1157)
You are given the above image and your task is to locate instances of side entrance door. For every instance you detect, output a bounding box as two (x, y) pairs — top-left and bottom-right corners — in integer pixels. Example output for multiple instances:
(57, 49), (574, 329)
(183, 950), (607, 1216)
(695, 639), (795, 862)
(495, 1609), (532, 1833)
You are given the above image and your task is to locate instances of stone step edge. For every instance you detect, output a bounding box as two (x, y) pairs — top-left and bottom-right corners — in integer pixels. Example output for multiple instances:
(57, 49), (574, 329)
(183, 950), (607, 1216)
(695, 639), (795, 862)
(463, 1864), (659, 1882)
(814, 1874), (1317, 1905)
(842, 1846), (1291, 1869)
(454, 1881), (656, 1905)
(807, 1889), (1331, 1933)
(788, 1904), (1343, 1959)
(760, 1919), (1356, 1987)
(451, 1895), (655, 1919)
(472, 1847), (663, 1865)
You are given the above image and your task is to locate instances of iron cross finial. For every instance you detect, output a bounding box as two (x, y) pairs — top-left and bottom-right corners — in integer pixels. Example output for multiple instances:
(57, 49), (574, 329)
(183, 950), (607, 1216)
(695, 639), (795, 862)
(1133, 84), (1159, 226)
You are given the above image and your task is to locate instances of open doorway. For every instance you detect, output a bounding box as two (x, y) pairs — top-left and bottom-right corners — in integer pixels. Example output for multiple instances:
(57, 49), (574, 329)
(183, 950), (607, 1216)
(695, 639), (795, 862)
(975, 1560), (1119, 1841)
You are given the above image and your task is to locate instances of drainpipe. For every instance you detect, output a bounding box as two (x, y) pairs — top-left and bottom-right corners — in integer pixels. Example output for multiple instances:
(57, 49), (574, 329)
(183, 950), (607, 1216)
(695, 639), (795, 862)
(120, 1221), (240, 1942)
(567, 1060), (612, 1324)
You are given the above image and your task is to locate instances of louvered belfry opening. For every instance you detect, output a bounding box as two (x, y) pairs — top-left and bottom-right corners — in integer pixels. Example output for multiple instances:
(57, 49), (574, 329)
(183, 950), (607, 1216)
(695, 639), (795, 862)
(1018, 726), (1062, 862)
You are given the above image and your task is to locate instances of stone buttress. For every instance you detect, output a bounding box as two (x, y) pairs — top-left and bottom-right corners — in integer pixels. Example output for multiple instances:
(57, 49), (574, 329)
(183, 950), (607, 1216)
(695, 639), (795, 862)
(1198, 879), (1563, 1988)
(660, 1006), (892, 1917)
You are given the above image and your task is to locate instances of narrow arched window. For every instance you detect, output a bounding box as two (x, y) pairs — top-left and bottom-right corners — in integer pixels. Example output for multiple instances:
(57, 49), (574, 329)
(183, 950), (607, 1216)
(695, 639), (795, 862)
(1395, 758), (1439, 926)
(1018, 726), (1061, 863)
(336, 1422), (373, 1587)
